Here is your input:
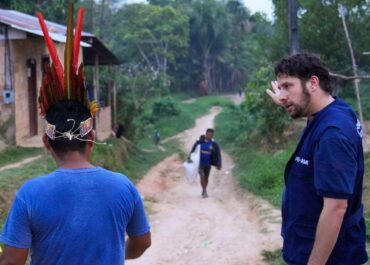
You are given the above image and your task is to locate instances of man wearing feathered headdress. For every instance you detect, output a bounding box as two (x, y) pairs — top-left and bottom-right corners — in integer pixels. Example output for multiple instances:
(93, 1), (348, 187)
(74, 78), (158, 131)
(0, 5), (151, 265)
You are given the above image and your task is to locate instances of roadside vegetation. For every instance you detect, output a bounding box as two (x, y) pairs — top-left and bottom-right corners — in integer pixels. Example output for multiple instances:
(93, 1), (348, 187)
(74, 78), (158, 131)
(215, 67), (370, 264)
(0, 147), (42, 168)
(0, 96), (230, 232)
(3, 0), (370, 262)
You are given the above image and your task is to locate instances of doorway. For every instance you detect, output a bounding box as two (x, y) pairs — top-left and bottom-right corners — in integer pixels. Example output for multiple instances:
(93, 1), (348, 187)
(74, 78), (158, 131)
(27, 58), (37, 136)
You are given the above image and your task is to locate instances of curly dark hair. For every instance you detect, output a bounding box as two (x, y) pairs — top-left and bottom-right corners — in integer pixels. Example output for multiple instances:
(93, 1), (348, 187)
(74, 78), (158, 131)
(45, 100), (92, 157)
(274, 53), (332, 94)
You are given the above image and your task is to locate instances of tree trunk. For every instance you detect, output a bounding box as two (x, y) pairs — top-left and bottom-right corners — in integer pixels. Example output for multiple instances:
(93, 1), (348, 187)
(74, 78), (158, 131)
(288, 0), (299, 54)
(90, 0), (94, 33)
(203, 51), (212, 94)
(138, 48), (157, 76)
(163, 42), (168, 90)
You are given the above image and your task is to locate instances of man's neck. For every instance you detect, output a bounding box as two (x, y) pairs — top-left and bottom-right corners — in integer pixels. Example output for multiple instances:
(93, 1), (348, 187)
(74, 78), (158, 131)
(307, 94), (334, 121)
(55, 152), (94, 169)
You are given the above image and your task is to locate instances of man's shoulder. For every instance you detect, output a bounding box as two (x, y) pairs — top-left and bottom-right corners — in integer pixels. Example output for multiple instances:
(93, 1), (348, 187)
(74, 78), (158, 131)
(319, 100), (360, 137)
(24, 167), (125, 183)
(19, 168), (134, 195)
(326, 98), (357, 121)
(211, 140), (220, 147)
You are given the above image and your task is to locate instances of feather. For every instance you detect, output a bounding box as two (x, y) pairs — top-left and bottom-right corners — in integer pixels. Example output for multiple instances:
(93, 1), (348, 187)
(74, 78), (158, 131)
(36, 12), (64, 91)
(77, 64), (85, 102)
(50, 64), (63, 101)
(90, 100), (99, 116)
(73, 7), (84, 71)
(64, 4), (74, 99)
(37, 4), (98, 118)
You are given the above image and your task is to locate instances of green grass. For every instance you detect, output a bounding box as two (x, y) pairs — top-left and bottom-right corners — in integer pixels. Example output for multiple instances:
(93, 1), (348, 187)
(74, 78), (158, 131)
(233, 147), (292, 206)
(262, 250), (286, 265)
(215, 105), (292, 264)
(361, 152), (370, 245)
(0, 138), (182, 230)
(215, 105), (294, 207)
(0, 154), (57, 230)
(0, 146), (43, 168)
(0, 95), (228, 230)
(161, 96), (231, 136)
(137, 95), (233, 149)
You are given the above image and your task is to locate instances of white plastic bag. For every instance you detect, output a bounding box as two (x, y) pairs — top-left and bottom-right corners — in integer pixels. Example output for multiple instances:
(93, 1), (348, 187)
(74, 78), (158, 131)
(183, 144), (200, 184)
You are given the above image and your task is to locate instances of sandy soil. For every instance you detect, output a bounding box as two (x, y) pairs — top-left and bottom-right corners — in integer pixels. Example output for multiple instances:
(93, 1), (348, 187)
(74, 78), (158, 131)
(127, 105), (282, 265)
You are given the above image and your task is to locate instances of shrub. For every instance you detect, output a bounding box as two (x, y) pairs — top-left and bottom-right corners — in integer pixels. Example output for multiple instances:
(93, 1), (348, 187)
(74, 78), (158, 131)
(152, 96), (181, 119)
(243, 65), (291, 142)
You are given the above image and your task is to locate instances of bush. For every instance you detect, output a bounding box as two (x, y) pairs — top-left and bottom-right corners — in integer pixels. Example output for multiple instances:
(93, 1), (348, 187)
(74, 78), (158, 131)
(215, 65), (291, 146)
(152, 96), (180, 119)
(243, 65), (291, 142)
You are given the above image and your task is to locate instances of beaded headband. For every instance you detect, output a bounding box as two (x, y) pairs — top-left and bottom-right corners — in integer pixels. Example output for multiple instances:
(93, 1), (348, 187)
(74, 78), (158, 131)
(45, 118), (93, 141)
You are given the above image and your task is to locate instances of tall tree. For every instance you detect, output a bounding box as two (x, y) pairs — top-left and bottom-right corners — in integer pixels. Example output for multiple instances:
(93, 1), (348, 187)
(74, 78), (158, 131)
(108, 3), (189, 97)
(189, 0), (231, 92)
(0, 0), (80, 24)
(288, 0), (299, 54)
(272, 0), (370, 71)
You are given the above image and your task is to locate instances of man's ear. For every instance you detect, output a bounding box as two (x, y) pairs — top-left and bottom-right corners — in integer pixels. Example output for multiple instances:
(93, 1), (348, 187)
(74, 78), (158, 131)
(309, 75), (320, 92)
(42, 133), (51, 150)
(87, 130), (96, 148)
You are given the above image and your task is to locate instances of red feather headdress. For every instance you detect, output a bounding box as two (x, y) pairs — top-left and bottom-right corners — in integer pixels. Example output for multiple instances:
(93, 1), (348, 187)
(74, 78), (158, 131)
(36, 4), (98, 118)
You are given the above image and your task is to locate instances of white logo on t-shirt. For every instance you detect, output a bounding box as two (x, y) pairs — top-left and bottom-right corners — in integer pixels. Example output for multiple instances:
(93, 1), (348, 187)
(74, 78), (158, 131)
(295, 156), (309, 166)
(356, 119), (363, 138)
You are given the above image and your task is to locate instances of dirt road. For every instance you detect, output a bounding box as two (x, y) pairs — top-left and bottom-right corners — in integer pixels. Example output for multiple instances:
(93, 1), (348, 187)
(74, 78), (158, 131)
(127, 106), (282, 265)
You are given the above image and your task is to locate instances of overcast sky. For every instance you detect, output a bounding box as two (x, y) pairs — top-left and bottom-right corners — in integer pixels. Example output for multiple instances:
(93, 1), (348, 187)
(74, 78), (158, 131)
(243, 0), (274, 20)
(122, 0), (274, 20)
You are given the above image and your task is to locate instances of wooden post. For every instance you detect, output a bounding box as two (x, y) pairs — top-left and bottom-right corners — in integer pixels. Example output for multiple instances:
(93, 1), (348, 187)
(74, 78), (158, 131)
(339, 5), (368, 151)
(112, 81), (117, 130)
(93, 54), (99, 136)
(288, 0), (299, 55)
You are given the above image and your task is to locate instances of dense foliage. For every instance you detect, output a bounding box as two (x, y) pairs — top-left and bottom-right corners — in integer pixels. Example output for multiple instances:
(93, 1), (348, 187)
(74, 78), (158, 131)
(3, 0), (370, 140)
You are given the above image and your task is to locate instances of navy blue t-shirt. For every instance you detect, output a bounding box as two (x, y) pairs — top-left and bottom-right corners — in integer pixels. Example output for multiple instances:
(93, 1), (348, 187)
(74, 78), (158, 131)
(282, 98), (367, 265)
(314, 127), (358, 198)
(0, 167), (150, 265)
(200, 141), (214, 166)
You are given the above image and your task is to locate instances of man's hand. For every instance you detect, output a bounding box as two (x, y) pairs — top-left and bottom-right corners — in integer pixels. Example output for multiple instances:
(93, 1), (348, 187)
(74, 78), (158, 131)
(266, 81), (283, 106)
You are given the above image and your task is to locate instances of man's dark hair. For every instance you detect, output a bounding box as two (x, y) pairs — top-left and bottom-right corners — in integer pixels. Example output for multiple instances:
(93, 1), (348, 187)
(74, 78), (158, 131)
(274, 53), (332, 94)
(45, 100), (91, 157)
(206, 128), (214, 133)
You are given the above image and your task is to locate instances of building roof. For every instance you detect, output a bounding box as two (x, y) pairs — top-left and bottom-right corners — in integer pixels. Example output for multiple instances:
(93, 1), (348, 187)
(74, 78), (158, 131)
(0, 9), (119, 65)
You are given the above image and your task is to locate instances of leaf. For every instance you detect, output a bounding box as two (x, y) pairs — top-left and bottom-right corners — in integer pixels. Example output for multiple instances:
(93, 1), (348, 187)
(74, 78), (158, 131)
(36, 11), (65, 91)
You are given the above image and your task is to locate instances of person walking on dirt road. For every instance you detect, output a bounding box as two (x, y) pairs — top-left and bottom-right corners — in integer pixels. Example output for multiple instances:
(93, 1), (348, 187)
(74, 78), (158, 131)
(0, 6), (151, 265)
(188, 129), (222, 198)
(266, 53), (368, 265)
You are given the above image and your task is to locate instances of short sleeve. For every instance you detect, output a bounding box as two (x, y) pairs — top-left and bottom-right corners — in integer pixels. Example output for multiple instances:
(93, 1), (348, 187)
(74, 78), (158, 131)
(126, 188), (150, 237)
(0, 194), (32, 248)
(314, 127), (358, 199)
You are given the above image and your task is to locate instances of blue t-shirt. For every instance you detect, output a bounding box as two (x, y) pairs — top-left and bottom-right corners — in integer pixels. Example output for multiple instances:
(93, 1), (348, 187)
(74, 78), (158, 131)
(282, 98), (367, 265)
(0, 167), (150, 265)
(199, 141), (213, 166)
(314, 127), (358, 198)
